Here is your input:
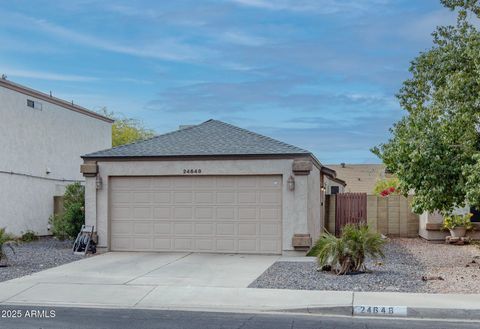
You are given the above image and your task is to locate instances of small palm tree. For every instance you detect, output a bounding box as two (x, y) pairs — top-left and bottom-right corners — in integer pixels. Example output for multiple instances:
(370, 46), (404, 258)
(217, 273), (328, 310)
(0, 228), (17, 266)
(313, 223), (385, 275)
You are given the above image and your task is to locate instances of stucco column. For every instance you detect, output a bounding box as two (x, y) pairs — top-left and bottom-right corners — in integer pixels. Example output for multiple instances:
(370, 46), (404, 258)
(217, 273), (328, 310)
(84, 176), (97, 230)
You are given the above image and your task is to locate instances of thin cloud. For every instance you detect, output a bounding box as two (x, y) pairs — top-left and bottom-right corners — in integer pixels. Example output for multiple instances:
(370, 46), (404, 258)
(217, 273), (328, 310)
(0, 12), (214, 62)
(230, 0), (388, 14)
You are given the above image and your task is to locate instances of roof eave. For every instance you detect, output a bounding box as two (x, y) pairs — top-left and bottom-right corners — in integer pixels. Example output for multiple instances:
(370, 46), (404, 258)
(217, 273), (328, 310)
(82, 152), (314, 161)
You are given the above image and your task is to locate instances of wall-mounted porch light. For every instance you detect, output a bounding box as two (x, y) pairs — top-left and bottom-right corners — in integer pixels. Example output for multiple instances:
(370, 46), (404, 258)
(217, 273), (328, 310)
(287, 175), (295, 191)
(96, 175), (103, 190)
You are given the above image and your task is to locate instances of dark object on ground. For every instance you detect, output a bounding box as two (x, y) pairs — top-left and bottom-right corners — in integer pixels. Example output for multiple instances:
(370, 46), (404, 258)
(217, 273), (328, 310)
(446, 236), (470, 245)
(422, 275), (444, 281)
(73, 225), (96, 255)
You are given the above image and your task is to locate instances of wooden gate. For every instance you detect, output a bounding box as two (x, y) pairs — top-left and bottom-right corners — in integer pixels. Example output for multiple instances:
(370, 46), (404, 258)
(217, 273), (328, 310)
(335, 193), (367, 236)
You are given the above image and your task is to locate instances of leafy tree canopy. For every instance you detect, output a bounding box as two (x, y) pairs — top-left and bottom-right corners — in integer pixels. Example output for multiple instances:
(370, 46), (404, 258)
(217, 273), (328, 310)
(372, 0), (480, 214)
(100, 108), (155, 147)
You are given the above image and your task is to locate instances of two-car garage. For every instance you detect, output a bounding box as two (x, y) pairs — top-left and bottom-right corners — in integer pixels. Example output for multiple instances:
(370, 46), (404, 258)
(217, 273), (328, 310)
(109, 175), (282, 254)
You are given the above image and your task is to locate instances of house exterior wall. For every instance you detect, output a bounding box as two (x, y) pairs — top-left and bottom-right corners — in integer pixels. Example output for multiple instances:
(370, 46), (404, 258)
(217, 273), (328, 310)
(0, 86), (112, 235)
(85, 158), (321, 254)
(419, 206), (480, 240)
(307, 165), (322, 243)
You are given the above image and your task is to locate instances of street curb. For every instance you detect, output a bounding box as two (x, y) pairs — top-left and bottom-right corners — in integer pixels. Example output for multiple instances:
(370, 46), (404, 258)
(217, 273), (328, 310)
(404, 307), (480, 320)
(273, 306), (352, 316)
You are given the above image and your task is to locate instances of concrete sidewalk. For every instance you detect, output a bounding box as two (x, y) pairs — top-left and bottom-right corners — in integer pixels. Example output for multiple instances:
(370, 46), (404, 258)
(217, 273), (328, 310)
(1, 252), (480, 320)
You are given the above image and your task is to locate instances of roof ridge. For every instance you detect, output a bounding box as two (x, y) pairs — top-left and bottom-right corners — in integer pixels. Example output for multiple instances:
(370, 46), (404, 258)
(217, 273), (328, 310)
(209, 120), (309, 153)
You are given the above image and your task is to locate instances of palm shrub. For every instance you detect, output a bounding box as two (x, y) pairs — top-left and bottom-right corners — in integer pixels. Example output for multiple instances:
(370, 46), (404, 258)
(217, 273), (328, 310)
(0, 227), (17, 266)
(314, 224), (385, 275)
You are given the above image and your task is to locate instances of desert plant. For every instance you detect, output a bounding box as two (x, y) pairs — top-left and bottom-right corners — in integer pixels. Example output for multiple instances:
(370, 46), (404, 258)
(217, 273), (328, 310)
(20, 230), (37, 242)
(442, 213), (473, 231)
(0, 228), (17, 265)
(314, 224), (385, 275)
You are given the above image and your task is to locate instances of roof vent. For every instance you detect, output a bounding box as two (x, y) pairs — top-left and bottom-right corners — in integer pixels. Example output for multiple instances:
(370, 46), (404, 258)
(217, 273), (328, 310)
(178, 125), (195, 130)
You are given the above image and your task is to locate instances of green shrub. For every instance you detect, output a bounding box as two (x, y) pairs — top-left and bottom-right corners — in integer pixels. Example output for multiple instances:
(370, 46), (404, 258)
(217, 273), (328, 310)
(314, 224), (385, 275)
(20, 230), (37, 242)
(50, 183), (85, 240)
(442, 213), (473, 230)
(0, 227), (16, 265)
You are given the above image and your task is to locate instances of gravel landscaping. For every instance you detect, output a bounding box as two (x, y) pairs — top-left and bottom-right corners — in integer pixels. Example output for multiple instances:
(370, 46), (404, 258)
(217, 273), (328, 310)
(0, 237), (84, 282)
(249, 238), (480, 293)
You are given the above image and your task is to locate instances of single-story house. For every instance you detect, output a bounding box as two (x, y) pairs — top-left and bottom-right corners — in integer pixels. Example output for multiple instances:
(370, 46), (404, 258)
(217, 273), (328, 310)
(81, 119), (340, 255)
(0, 77), (113, 236)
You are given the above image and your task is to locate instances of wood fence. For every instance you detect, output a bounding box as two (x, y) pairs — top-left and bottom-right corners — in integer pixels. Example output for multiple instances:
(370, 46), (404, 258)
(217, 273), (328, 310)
(334, 193), (367, 235)
(326, 194), (419, 237)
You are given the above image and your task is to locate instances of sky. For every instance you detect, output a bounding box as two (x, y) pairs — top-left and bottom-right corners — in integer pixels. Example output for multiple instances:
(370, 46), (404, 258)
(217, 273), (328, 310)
(0, 0), (456, 163)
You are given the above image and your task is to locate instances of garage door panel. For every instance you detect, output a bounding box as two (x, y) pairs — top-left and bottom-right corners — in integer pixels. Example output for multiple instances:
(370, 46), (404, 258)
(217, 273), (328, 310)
(154, 238), (171, 249)
(134, 222), (153, 234)
(216, 192), (235, 204)
(260, 191), (281, 204)
(154, 223), (171, 234)
(174, 238), (192, 250)
(238, 191), (257, 203)
(216, 207), (235, 220)
(216, 239), (235, 251)
(153, 207), (171, 219)
(111, 221), (133, 234)
(174, 191), (192, 203)
(111, 207), (131, 219)
(238, 208), (257, 220)
(216, 223), (235, 235)
(154, 192), (171, 203)
(195, 207), (214, 219)
(195, 239), (214, 250)
(174, 222), (193, 234)
(260, 208), (281, 220)
(133, 207), (151, 219)
(194, 223), (214, 235)
(110, 175), (282, 254)
(174, 207), (193, 219)
(260, 223), (281, 236)
(238, 223), (257, 235)
(134, 238), (153, 250)
(238, 239), (257, 252)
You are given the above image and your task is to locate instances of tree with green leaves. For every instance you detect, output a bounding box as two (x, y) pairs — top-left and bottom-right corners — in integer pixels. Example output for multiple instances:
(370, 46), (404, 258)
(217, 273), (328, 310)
(372, 0), (480, 214)
(100, 108), (155, 147)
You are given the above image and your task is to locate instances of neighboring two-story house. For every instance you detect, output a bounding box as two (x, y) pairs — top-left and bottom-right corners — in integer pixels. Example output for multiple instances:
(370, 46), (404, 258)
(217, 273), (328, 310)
(0, 78), (113, 236)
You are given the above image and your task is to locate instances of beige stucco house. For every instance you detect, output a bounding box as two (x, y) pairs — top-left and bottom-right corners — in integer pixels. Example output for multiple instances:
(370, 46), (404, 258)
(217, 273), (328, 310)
(0, 78), (113, 236)
(81, 120), (339, 255)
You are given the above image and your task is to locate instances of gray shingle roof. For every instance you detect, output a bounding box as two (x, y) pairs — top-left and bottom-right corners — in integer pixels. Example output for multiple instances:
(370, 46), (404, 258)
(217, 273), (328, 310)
(83, 119), (311, 158)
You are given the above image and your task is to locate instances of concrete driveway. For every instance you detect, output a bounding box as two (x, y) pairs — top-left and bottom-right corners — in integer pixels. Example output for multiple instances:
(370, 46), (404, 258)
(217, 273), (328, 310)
(0, 252), (352, 313)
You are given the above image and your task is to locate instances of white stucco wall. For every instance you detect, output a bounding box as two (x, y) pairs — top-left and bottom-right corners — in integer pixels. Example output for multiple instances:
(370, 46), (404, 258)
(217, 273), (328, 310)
(85, 158), (321, 254)
(0, 86), (112, 235)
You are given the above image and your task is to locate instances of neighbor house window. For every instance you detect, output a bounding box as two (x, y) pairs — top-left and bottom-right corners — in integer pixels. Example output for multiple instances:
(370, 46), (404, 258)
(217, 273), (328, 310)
(27, 99), (42, 110)
(331, 186), (340, 195)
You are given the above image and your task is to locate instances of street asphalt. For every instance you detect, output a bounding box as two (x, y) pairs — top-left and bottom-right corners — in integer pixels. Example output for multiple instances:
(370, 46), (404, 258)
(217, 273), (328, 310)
(0, 306), (479, 329)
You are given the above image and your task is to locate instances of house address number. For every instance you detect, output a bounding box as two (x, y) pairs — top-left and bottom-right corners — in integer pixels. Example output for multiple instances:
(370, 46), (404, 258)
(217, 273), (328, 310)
(183, 169), (202, 174)
(354, 305), (407, 316)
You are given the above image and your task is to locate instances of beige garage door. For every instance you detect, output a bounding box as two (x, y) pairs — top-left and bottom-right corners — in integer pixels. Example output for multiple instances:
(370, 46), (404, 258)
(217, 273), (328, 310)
(110, 175), (282, 254)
